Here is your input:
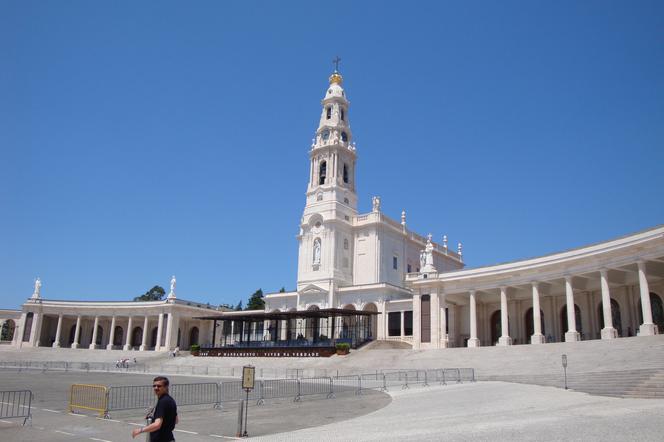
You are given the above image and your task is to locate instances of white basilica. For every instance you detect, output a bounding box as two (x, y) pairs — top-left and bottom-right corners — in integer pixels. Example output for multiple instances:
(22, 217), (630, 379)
(2, 68), (664, 352)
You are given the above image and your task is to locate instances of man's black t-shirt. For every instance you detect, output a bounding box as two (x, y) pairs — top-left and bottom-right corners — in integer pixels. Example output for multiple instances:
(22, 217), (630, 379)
(151, 393), (177, 442)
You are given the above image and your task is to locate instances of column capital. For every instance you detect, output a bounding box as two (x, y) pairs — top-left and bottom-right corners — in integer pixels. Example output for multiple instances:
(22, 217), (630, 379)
(600, 268), (609, 277)
(564, 274), (573, 283)
(469, 289), (476, 296)
(637, 260), (646, 270)
(530, 281), (539, 288)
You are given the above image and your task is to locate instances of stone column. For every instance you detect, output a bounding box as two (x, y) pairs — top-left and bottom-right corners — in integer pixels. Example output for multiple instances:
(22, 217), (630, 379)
(600, 270), (618, 339)
(28, 312), (41, 347)
(52, 314), (63, 348)
(107, 316), (116, 350)
(413, 293), (421, 349)
(140, 316), (149, 351)
(166, 314), (180, 350)
(13, 312), (27, 347)
(440, 294), (449, 348)
(531, 282), (545, 344)
(468, 291), (480, 347)
(72, 315), (82, 349)
(378, 300), (387, 340)
(564, 276), (581, 342)
(89, 316), (99, 349)
(124, 316), (133, 350)
(498, 287), (512, 346)
(637, 261), (657, 336)
(431, 290), (440, 348)
(155, 313), (164, 351)
(400, 311), (405, 338)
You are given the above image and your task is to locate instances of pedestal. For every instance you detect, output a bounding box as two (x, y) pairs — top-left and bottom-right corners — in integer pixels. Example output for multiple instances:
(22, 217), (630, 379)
(601, 327), (618, 340)
(71, 343), (79, 349)
(564, 331), (581, 342)
(123, 344), (131, 351)
(639, 323), (657, 336)
(498, 336), (513, 346)
(89, 343), (97, 350)
(106, 344), (114, 350)
(467, 338), (480, 348)
(530, 334), (545, 344)
(52, 342), (60, 349)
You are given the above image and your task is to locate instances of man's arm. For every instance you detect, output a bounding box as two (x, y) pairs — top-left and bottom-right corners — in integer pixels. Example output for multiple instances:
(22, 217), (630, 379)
(131, 417), (162, 438)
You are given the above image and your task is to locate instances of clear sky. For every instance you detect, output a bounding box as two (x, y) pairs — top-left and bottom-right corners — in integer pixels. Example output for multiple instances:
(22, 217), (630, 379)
(1, 1), (663, 309)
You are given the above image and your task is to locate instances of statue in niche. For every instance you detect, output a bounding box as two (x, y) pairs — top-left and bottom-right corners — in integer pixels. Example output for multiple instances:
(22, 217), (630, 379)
(372, 196), (381, 212)
(419, 250), (426, 270)
(313, 238), (321, 265)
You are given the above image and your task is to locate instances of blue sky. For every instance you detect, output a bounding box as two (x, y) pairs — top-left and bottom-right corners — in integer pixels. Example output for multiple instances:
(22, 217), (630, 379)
(1, 1), (663, 309)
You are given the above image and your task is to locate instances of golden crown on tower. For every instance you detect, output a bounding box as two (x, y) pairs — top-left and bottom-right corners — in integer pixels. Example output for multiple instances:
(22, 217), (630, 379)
(329, 72), (343, 85)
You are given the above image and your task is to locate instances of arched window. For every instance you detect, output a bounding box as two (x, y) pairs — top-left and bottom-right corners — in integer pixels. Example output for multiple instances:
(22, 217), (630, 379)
(343, 164), (349, 183)
(598, 299), (622, 336)
(113, 326), (124, 346)
(341, 132), (348, 142)
(131, 327), (143, 348)
(95, 326), (103, 346)
(0, 320), (15, 341)
(319, 161), (327, 185)
(322, 130), (330, 141)
(189, 327), (199, 346)
(340, 108), (345, 121)
(326, 106), (332, 119)
(150, 327), (159, 347)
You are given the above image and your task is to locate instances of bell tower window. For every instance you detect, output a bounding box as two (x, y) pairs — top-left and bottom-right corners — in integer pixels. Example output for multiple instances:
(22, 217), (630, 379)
(326, 106), (332, 120)
(341, 132), (348, 142)
(343, 163), (349, 184)
(319, 161), (327, 185)
(340, 108), (345, 121)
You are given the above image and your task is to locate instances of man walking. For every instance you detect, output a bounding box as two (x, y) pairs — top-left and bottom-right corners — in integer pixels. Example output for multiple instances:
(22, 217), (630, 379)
(131, 376), (178, 441)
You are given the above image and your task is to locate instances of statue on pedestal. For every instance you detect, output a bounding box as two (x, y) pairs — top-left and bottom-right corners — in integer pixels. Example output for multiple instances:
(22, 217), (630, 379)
(31, 277), (42, 299)
(167, 275), (177, 299)
(372, 196), (381, 212)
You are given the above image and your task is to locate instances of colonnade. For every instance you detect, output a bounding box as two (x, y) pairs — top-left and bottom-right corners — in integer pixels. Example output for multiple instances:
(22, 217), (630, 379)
(411, 261), (661, 348)
(14, 311), (181, 352)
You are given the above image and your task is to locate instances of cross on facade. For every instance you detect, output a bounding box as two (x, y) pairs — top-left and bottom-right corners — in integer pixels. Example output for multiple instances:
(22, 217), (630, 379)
(333, 56), (341, 72)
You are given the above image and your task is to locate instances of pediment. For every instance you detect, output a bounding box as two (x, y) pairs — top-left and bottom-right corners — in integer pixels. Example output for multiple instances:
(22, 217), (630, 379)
(298, 284), (328, 295)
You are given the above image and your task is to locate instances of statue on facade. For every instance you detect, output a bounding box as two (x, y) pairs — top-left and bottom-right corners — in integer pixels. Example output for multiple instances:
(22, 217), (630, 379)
(313, 239), (321, 265)
(167, 275), (177, 299)
(421, 234), (437, 273)
(32, 277), (42, 299)
(419, 250), (426, 270)
(372, 196), (381, 212)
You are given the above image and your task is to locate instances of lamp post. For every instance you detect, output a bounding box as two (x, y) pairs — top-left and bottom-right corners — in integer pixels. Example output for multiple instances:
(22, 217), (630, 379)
(562, 354), (568, 390)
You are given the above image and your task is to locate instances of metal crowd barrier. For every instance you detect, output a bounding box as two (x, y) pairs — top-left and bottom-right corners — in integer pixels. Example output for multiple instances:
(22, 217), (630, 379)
(69, 384), (109, 418)
(0, 390), (33, 425)
(296, 377), (335, 401)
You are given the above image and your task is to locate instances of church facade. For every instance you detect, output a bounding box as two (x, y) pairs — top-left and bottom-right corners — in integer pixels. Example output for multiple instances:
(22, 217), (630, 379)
(3, 69), (663, 352)
(263, 69), (664, 349)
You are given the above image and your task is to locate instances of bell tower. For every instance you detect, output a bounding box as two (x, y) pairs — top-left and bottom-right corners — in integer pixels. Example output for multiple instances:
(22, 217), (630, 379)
(297, 61), (357, 296)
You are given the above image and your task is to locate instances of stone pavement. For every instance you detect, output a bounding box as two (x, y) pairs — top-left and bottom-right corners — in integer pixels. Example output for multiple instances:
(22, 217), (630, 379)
(252, 382), (664, 442)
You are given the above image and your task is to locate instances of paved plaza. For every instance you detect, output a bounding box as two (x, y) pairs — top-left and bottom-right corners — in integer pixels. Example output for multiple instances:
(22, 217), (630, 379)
(1, 369), (664, 441)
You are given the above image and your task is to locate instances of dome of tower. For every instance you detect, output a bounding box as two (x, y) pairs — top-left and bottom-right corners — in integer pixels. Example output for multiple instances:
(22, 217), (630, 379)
(324, 80), (346, 100)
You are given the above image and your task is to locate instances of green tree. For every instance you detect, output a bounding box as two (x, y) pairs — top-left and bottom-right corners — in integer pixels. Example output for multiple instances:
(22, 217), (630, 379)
(246, 289), (264, 310)
(279, 287), (286, 293)
(234, 300), (243, 311)
(134, 285), (166, 301)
